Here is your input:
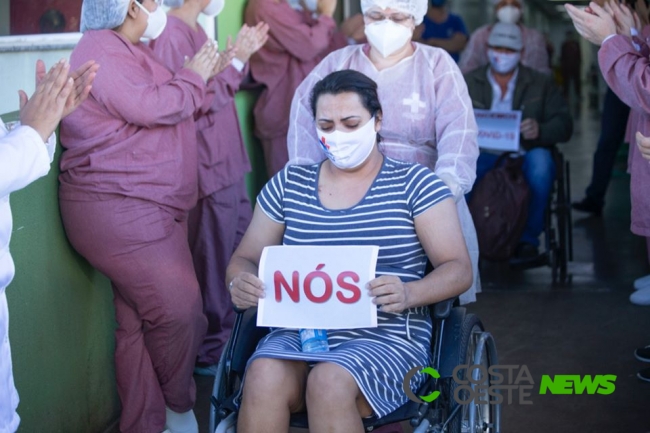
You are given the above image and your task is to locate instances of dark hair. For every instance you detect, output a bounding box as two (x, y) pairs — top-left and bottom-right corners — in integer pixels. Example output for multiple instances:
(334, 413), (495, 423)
(309, 70), (383, 120)
(39, 9), (66, 34)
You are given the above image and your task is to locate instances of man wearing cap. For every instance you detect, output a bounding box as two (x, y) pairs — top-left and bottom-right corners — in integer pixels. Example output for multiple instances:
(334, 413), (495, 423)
(464, 22), (573, 259)
(459, 0), (550, 75)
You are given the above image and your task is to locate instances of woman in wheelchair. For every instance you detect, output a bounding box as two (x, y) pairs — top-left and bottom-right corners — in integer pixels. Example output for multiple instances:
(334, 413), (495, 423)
(225, 69), (472, 433)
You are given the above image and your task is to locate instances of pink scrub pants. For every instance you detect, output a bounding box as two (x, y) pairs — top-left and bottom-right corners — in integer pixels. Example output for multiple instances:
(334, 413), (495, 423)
(60, 196), (207, 433)
(188, 179), (252, 366)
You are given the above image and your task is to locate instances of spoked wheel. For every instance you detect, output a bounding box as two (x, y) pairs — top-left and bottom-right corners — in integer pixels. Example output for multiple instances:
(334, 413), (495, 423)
(449, 314), (500, 433)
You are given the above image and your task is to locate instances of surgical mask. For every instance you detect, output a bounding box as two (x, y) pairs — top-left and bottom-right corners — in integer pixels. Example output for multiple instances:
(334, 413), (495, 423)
(364, 20), (413, 58)
(496, 5), (522, 24)
(203, 0), (225, 17)
(316, 117), (378, 169)
(488, 49), (520, 73)
(135, 1), (167, 40)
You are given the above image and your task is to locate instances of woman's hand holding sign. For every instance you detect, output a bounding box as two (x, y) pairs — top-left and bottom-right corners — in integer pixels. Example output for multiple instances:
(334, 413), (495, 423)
(229, 272), (265, 310)
(368, 276), (412, 314)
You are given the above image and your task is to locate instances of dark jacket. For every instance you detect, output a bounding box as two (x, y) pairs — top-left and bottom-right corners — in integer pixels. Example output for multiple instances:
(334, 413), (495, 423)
(464, 64), (573, 151)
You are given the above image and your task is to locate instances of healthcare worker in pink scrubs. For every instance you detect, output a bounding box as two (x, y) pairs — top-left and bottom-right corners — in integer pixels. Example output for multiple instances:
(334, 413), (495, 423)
(151, 0), (269, 374)
(59, 0), (221, 431)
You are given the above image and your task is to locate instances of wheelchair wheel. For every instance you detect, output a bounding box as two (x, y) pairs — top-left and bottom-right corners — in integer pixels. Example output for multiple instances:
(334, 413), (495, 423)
(448, 314), (500, 433)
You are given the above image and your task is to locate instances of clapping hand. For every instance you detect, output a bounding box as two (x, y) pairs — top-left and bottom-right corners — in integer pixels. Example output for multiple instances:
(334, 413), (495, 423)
(565, 2), (617, 45)
(184, 39), (219, 82)
(603, 0), (641, 36)
(19, 59), (75, 142)
(233, 22), (270, 64)
(212, 36), (237, 76)
(34, 58), (99, 118)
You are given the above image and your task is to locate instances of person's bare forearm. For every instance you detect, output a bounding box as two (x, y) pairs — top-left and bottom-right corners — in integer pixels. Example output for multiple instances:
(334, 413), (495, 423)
(226, 255), (259, 286)
(403, 258), (472, 308)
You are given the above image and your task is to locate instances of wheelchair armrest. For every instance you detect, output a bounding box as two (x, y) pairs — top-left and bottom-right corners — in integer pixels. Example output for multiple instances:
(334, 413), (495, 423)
(433, 298), (456, 320)
(229, 308), (270, 377)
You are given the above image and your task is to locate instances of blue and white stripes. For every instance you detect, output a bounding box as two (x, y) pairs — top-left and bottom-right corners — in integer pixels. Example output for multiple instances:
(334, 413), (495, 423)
(250, 157), (452, 418)
(258, 157), (452, 283)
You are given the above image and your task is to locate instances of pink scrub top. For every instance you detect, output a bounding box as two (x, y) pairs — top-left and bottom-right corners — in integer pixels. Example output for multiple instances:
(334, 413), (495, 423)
(599, 33), (650, 237)
(151, 16), (251, 198)
(59, 30), (206, 219)
(244, 0), (347, 141)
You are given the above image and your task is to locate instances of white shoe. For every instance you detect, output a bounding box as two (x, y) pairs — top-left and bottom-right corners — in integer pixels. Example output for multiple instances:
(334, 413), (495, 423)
(633, 274), (650, 290)
(165, 408), (198, 433)
(630, 287), (650, 306)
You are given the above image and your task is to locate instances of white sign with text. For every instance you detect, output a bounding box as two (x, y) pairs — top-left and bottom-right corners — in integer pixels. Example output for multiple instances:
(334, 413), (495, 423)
(474, 109), (522, 152)
(257, 245), (379, 329)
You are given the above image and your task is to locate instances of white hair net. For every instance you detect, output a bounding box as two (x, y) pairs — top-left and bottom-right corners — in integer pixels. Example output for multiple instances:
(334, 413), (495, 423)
(360, 0), (428, 25)
(80, 0), (131, 32)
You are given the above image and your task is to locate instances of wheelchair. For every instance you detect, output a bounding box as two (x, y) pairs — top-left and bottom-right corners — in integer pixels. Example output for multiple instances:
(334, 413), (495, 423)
(509, 147), (573, 285)
(208, 299), (501, 433)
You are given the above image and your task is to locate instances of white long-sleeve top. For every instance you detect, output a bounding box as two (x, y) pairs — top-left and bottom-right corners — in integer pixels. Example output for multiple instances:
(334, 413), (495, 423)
(0, 119), (55, 433)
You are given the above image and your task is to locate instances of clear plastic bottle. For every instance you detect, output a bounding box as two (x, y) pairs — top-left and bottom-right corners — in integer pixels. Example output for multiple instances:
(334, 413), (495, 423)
(299, 328), (329, 353)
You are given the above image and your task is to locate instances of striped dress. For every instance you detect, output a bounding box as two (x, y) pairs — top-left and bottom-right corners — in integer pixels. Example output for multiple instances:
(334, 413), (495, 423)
(249, 157), (452, 418)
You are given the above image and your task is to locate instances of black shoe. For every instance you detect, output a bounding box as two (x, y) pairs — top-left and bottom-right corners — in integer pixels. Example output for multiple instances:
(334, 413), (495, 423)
(635, 346), (650, 363)
(514, 242), (539, 260)
(572, 197), (603, 216)
(637, 367), (650, 383)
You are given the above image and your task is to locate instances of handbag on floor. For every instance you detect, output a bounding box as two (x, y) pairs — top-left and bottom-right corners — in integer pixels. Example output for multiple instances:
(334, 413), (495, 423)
(468, 153), (530, 261)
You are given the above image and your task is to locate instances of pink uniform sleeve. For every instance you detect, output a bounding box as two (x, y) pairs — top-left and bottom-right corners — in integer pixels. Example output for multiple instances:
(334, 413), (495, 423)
(459, 25), (489, 74)
(599, 35), (650, 115)
(152, 31), (241, 115)
(93, 48), (207, 129)
(202, 65), (246, 114)
(287, 51), (340, 165)
(254, 2), (337, 62)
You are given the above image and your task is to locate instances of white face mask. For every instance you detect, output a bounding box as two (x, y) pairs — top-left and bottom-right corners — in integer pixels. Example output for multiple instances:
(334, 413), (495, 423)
(317, 117), (378, 169)
(488, 49), (521, 74)
(364, 20), (413, 58)
(203, 0), (225, 17)
(496, 5), (522, 24)
(135, 1), (167, 40)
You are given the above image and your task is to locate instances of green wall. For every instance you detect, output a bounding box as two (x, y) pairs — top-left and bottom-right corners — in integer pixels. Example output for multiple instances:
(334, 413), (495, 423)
(4, 109), (119, 433)
(6, 2), (263, 431)
(219, 0), (268, 198)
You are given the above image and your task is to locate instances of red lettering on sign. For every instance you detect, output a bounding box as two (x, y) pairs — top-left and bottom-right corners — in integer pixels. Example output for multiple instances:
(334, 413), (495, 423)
(274, 270), (300, 302)
(336, 272), (361, 304)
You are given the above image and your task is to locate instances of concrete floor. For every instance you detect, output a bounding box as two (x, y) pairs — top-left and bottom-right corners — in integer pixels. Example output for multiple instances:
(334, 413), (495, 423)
(194, 106), (650, 433)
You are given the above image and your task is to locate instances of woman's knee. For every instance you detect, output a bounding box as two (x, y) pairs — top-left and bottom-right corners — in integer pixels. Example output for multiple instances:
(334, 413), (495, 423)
(243, 358), (306, 407)
(306, 363), (371, 416)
